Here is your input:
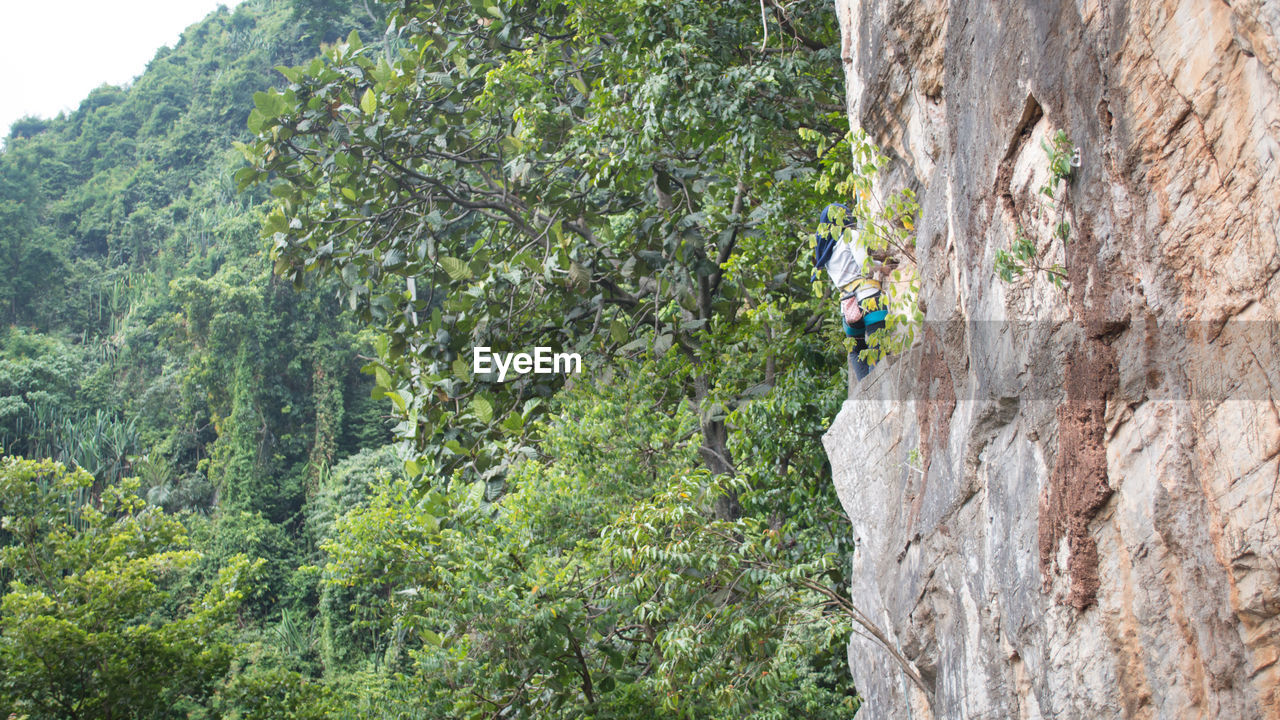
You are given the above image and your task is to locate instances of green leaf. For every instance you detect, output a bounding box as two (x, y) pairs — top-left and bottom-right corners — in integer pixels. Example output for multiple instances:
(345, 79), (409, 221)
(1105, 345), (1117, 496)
(452, 357), (470, 378)
(253, 91), (287, 119)
(472, 395), (493, 424)
(610, 319), (629, 344)
(360, 89), (377, 115)
(500, 412), (524, 435)
(275, 65), (301, 83)
(439, 256), (472, 282)
(263, 209), (288, 235)
(233, 167), (259, 190)
(247, 108), (266, 134)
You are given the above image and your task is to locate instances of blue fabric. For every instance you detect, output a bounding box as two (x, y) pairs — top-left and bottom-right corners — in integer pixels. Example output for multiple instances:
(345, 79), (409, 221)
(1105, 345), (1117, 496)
(814, 202), (851, 270)
(863, 309), (888, 324)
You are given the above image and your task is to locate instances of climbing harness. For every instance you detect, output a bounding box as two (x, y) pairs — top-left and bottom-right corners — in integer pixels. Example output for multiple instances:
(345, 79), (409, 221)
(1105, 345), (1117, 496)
(841, 282), (887, 326)
(839, 277), (881, 296)
(838, 278), (877, 323)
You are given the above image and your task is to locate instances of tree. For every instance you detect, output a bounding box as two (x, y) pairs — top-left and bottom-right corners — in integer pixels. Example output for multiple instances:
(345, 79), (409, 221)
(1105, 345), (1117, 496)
(0, 154), (63, 323)
(317, 357), (858, 718)
(287, 0), (387, 45)
(0, 457), (261, 719)
(241, 0), (850, 500)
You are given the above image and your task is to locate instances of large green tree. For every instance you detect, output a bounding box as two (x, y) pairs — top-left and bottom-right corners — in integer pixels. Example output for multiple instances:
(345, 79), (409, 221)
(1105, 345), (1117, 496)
(242, 0), (848, 495)
(316, 356), (858, 718)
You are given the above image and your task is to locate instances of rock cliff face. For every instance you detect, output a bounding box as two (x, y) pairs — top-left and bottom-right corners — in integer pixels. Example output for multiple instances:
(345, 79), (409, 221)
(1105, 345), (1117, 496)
(823, 1), (1280, 718)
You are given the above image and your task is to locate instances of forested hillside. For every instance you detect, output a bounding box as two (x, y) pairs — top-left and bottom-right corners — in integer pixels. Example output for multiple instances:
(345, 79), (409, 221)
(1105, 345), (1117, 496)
(0, 0), (392, 512)
(0, 1), (885, 717)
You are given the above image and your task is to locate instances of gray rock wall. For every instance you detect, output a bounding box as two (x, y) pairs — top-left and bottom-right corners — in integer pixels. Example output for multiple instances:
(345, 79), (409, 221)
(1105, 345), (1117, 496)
(823, 1), (1280, 718)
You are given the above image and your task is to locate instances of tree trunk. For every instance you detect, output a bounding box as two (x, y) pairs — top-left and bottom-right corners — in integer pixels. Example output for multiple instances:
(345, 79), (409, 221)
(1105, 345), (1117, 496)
(693, 373), (741, 520)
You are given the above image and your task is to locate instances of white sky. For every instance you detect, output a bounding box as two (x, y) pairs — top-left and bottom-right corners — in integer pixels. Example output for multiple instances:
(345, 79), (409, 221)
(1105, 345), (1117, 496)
(0, 0), (248, 136)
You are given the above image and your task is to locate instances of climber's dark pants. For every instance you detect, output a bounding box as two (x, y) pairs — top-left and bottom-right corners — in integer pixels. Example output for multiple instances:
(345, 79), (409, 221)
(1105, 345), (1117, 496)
(844, 316), (885, 382)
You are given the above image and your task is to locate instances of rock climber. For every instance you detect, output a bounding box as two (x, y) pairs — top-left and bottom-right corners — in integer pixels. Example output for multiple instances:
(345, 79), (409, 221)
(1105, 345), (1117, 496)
(814, 201), (887, 383)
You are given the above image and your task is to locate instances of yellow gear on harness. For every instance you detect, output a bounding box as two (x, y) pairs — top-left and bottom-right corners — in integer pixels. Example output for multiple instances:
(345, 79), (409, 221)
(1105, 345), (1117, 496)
(839, 277), (881, 297)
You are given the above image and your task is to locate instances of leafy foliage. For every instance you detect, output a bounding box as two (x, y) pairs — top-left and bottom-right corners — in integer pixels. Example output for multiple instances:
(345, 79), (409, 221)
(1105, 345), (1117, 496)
(316, 358), (857, 718)
(241, 0), (851, 487)
(1, 0), (391, 519)
(0, 0), (888, 716)
(0, 457), (259, 719)
(0, 4), (393, 714)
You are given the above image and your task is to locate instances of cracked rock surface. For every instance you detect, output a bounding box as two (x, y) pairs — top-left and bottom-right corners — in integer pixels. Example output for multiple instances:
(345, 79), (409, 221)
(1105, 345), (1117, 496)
(824, 1), (1280, 718)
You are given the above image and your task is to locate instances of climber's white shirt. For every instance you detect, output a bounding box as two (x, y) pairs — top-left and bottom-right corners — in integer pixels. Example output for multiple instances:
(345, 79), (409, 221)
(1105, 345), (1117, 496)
(826, 234), (878, 300)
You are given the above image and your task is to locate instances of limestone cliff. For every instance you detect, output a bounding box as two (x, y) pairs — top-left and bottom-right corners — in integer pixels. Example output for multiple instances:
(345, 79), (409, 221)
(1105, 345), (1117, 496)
(822, 1), (1280, 717)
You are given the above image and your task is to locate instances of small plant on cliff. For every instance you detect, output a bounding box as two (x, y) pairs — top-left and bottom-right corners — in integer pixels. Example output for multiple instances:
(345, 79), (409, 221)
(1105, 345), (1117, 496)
(905, 446), (923, 475)
(994, 129), (1076, 287)
(801, 123), (922, 366)
(995, 226), (1066, 285)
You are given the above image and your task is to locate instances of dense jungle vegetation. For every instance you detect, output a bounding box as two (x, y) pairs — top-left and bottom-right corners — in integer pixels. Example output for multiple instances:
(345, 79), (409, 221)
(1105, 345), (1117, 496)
(0, 0), (879, 716)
